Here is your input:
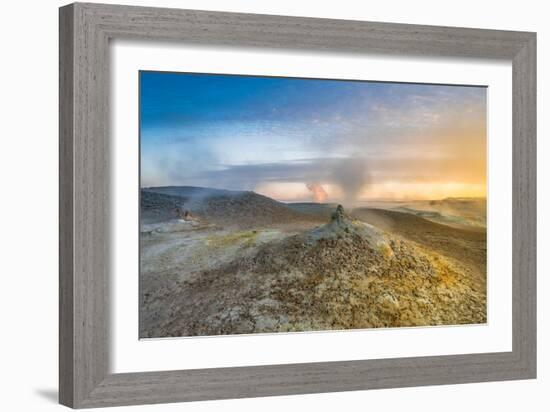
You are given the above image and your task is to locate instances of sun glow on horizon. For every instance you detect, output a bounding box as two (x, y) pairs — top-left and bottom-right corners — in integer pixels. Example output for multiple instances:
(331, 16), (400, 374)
(140, 72), (487, 203)
(254, 180), (485, 204)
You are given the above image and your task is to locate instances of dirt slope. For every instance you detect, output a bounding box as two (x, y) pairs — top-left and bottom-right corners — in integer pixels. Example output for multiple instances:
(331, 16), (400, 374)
(351, 207), (486, 283)
(140, 206), (486, 337)
(141, 186), (322, 228)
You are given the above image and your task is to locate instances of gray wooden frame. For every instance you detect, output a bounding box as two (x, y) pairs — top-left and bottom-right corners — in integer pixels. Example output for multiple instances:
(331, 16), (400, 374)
(59, 2), (536, 408)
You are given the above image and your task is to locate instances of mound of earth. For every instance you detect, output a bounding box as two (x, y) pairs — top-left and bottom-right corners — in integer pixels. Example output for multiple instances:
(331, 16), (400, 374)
(429, 197), (486, 221)
(351, 207), (486, 283)
(141, 190), (189, 223)
(141, 186), (321, 228)
(390, 197), (486, 228)
(140, 205), (486, 338)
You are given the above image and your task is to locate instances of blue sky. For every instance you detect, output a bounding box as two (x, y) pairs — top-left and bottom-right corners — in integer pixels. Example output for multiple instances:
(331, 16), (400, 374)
(140, 71), (486, 202)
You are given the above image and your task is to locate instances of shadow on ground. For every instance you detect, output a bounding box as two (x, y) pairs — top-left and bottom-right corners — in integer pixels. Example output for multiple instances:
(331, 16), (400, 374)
(35, 389), (58, 404)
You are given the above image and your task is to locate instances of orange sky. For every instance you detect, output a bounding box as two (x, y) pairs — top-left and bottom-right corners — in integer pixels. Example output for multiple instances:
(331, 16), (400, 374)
(141, 73), (487, 203)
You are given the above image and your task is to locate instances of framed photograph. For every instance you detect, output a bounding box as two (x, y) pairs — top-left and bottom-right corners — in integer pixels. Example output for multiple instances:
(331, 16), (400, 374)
(59, 2), (536, 408)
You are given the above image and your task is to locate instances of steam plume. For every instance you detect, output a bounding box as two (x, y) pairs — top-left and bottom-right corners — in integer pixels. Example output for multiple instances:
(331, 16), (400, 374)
(306, 183), (328, 203)
(331, 157), (369, 205)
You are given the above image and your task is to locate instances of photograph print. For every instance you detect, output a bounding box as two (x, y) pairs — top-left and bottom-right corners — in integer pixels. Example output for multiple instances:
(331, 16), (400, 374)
(139, 71), (487, 338)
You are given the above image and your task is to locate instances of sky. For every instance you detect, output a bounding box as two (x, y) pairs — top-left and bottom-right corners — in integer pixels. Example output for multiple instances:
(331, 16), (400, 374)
(140, 71), (487, 203)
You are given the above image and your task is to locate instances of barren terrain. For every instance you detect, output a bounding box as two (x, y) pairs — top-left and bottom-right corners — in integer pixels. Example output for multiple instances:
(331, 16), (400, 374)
(140, 187), (487, 338)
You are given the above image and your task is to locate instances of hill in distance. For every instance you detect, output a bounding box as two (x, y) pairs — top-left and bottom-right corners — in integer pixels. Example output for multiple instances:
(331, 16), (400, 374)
(141, 186), (323, 228)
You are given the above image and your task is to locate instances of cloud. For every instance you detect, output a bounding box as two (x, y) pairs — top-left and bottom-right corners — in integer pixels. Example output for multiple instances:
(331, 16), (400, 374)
(140, 75), (487, 201)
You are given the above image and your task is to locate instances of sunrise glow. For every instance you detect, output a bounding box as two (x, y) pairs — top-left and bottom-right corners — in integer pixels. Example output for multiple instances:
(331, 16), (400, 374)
(140, 72), (486, 203)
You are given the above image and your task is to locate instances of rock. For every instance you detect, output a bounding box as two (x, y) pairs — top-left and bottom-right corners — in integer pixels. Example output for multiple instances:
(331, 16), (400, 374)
(331, 204), (346, 223)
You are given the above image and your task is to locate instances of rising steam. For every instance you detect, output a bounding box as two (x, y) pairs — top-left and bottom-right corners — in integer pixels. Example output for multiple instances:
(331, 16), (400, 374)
(331, 157), (369, 205)
(306, 182), (328, 203)
(305, 158), (369, 205)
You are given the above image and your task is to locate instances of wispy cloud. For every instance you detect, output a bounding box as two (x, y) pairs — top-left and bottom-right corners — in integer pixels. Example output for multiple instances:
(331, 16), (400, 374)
(140, 72), (486, 202)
